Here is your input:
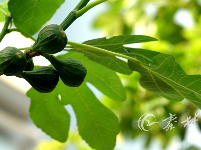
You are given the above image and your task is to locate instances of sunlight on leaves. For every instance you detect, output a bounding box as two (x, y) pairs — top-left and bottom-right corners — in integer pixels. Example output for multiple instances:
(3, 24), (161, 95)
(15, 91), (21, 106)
(8, 0), (65, 35)
(0, 1), (10, 22)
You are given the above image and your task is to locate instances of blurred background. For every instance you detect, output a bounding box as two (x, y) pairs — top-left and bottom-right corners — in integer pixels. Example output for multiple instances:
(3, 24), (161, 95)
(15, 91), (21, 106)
(1, 0), (201, 150)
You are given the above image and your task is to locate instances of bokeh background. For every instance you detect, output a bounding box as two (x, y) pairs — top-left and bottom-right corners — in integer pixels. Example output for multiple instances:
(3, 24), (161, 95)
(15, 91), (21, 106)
(1, 0), (201, 150)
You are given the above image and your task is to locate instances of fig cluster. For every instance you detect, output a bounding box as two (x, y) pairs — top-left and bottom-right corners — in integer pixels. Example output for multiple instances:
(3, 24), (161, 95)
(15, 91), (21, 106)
(0, 24), (87, 93)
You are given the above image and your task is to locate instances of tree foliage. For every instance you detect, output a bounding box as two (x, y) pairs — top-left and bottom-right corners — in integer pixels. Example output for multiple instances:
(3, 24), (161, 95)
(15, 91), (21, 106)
(1, 0), (201, 150)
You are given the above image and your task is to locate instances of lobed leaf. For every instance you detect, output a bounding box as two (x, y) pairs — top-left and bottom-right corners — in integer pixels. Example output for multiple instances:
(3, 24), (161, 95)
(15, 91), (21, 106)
(27, 88), (70, 142)
(58, 82), (119, 150)
(8, 0), (65, 35)
(126, 47), (201, 109)
(70, 34), (201, 109)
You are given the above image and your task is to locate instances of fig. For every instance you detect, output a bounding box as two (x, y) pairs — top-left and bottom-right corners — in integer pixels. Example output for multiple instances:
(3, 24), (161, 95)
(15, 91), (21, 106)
(32, 24), (67, 54)
(43, 53), (87, 87)
(22, 66), (59, 93)
(24, 58), (34, 71)
(0, 46), (27, 76)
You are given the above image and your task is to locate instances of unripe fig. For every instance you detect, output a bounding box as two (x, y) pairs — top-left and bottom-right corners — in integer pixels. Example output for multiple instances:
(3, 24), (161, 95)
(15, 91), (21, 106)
(0, 46), (27, 76)
(32, 24), (67, 54)
(24, 58), (34, 71)
(22, 66), (59, 93)
(43, 53), (87, 87)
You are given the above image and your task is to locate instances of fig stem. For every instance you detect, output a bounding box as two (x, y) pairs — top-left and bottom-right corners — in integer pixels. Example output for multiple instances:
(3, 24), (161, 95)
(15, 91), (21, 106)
(67, 41), (139, 63)
(60, 0), (90, 30)
(17, 47), (30, 50)
(74, 0), (90, 10)
(25, 51), (42, 60)
(76, 0), (107, 18)
(65, 46), (73, 48)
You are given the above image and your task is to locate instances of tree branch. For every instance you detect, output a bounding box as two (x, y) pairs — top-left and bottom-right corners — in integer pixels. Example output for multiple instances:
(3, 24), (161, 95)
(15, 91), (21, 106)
(60, 0), (90, 30)
(76, 0), (107, 18)
(0, 15), (12, 42)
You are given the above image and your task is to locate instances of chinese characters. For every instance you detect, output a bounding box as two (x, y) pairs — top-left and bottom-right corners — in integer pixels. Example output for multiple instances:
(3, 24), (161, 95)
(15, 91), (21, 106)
(137, 113), (200, 131)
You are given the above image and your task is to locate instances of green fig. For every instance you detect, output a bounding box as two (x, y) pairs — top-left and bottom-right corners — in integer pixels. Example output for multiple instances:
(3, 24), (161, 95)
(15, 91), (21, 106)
(0, 46), (27, 76)
(32, 24), (67, 54)
(24, 58), (34, 71)
(43, 53), (87, 87)
(22, 66), (59, 93)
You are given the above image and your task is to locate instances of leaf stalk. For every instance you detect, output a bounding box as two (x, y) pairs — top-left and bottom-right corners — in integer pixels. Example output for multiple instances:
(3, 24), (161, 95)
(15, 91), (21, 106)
(67, 41), (139, 63)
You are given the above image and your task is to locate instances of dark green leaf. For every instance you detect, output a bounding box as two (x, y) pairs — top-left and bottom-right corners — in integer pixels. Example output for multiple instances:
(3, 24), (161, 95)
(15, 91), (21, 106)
(58, 82), (119, 150)
(57, 52), (126, 102)
(8, 0), (65, 35)
(27, 87), (70, 142)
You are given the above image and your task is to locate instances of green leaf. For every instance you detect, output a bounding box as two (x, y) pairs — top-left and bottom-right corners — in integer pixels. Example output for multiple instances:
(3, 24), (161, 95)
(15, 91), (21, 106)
(58, 82), (119, 150)
(26, 87), (70, 142)
(8, 0), (65, 35)
(70, 48), (132, 75)
(83, 35), (157, 53)
(0, 1), (10, 22)
(57, 52), (126, 102)
(126, 47), (201, 109)
(70, 35), (157, 75)
(27, 52), (121, 149)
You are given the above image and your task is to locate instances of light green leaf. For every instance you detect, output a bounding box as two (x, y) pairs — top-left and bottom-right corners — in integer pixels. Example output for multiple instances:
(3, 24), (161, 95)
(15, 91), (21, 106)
(83, 35), (158, 53)
(27, 88), (70, 142)
(58, 82), (119, 150)
(0, 1), (10, 22)
(57, 52), (126, 102)
(8, 0), (65, 35)
(126, 47), (201, 109)
(70, 35), (157, 75)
